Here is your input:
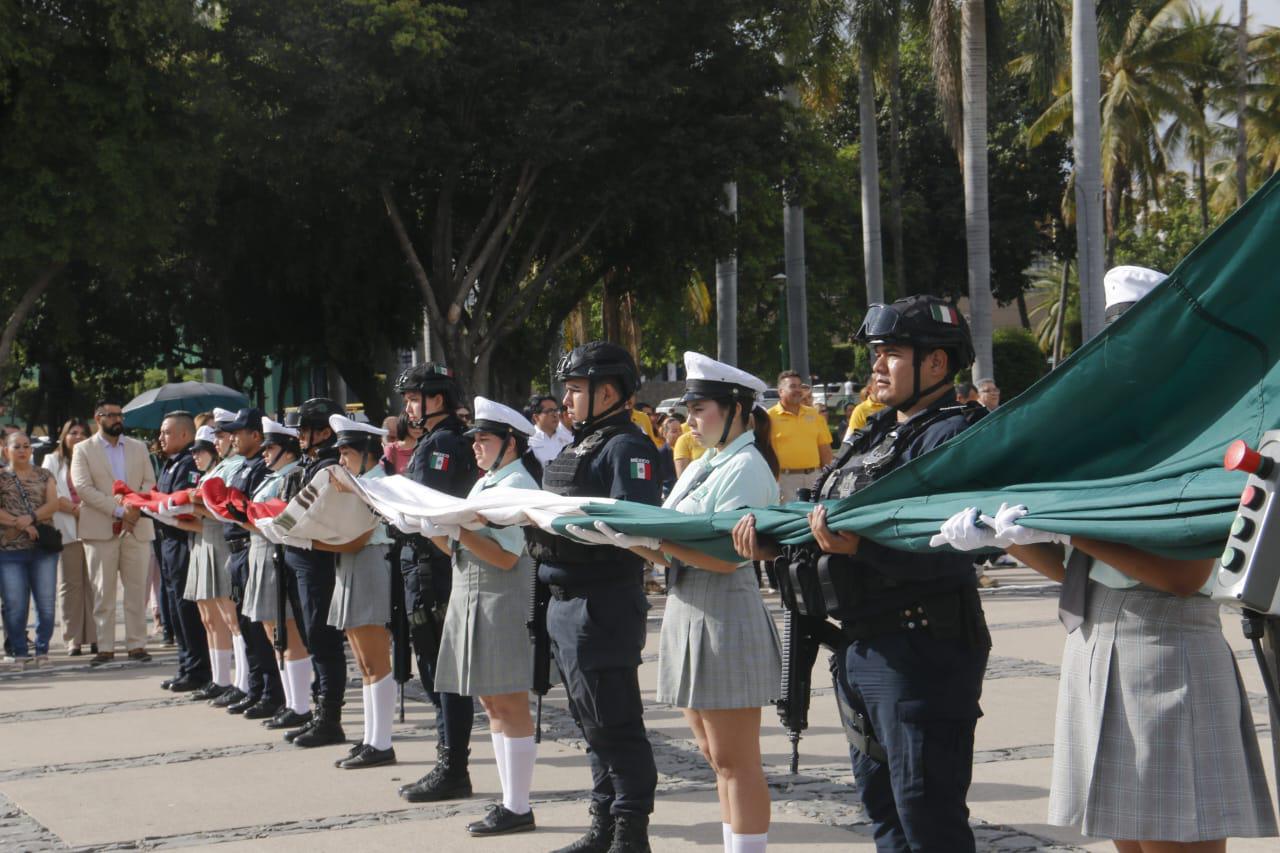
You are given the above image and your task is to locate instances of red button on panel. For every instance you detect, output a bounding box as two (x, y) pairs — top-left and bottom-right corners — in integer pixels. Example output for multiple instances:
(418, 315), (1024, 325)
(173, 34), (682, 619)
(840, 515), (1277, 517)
(1225, 440), (1274, 477)
(1241, 485), (1264, 510)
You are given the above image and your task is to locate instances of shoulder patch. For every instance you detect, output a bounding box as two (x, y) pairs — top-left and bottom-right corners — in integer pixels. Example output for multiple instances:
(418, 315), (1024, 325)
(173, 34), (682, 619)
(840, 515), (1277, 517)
(428, 451), (451, 472)
(628, 458), (653, 480)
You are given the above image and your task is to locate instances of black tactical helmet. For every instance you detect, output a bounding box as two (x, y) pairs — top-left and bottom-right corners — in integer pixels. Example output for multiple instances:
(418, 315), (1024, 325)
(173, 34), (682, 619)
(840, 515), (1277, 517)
(395, 362), (460, 398)
(285, 397), (343, 431)
(854, 294), (975, 368)
(555, 342), (640, 398)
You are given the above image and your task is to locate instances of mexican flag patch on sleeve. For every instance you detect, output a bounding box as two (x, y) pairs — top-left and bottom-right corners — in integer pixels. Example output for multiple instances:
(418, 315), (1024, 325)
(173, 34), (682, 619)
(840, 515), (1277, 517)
(428, 452), (451, 471)
(629, 458), (652, 480)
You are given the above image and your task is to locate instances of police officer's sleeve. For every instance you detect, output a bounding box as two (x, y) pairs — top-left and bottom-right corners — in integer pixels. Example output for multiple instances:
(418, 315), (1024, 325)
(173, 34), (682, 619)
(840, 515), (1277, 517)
(603, 438), (663, 506)
(407, 434), (475, 498)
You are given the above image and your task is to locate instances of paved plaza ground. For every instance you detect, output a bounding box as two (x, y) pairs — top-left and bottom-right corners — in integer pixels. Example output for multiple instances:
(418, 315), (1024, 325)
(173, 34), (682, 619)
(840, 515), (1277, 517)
(2, 566), (1276, 851)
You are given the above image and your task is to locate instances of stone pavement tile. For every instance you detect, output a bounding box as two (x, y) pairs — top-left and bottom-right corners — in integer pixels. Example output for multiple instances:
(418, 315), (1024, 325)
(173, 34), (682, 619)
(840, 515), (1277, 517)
(988, 626), (1065, 668)
(0, 658), (178, 713)
(974, 677), (1059, 753)
(205, 788), (867, 852)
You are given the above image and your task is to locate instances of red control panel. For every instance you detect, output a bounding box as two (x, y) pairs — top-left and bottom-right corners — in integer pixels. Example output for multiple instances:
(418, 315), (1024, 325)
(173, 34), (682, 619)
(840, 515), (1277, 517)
(1213, 432), (1280, 615)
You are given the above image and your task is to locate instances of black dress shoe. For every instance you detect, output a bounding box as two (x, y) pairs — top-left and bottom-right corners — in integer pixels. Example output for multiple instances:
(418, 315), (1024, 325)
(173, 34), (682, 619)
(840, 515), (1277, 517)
(211, 687), (246, 708)
(160, 677), (176, 690)
(167, 676), (202, 693)
(336, 744), (396, 769)
(227, 693), (260, 714)
(467, 804), (535, 836)
(191, 682), (227, 701)
(284, 716), (318, 743)
(334, 743), (365, 767)
(243, 698), (284, 720)
(264, 708), (311, 730)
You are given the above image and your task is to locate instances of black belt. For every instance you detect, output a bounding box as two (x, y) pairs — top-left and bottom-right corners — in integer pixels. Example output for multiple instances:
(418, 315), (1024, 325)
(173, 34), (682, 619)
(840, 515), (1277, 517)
(548, 580), (632, 601)
(226, 538), (249, 554)
(842, 586), (976, 642)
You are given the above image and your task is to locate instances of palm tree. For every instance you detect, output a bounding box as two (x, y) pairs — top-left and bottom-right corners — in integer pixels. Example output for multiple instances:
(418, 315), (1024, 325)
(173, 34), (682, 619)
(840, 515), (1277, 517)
(850, 0), (895, 307)
(1235, 0), (1249, 204)
(961, 0), (994, 380)
(715, 182), (738, 364)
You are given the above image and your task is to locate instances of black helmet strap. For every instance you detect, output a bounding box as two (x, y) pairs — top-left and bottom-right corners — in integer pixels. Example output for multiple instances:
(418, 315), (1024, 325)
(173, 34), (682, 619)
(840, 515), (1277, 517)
(897, 344), (952, 413)
(578, 374), (627, 433)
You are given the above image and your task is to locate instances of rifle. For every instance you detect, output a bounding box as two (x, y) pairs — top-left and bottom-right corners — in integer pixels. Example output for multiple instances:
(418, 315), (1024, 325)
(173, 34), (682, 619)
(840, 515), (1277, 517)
(527, 562), (552, 743)
(272, 543), (288, 668)
(388, 531), (413, 722)
(771, 555), (846, 774)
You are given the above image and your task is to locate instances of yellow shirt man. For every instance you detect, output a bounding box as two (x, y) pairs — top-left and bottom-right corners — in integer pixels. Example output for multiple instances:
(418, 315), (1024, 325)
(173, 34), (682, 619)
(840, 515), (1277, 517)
(769, 398), (834, 501)
(844, 397), (889, 440)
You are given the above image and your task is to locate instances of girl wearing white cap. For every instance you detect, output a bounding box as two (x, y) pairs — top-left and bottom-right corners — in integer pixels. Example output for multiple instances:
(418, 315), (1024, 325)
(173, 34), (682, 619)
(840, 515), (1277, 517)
(240, 418), (312, 732)
(319, 414), (398, 769)
(429, 397), (543, 837)
(568, 352), (782, 853)
(934, 267), (1277, 850)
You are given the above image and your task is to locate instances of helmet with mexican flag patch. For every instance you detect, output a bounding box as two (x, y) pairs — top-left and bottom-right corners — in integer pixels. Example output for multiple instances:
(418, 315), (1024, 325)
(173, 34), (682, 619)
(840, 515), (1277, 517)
(854, 294), (975, 369)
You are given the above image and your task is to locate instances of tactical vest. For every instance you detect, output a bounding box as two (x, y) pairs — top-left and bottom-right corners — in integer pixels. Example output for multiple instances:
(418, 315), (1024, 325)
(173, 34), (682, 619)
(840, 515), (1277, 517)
(526, 424), (629, 565)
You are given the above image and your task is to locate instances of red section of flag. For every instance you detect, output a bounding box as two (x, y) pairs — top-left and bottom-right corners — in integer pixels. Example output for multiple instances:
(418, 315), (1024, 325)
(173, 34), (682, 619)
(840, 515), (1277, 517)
(246, 499), (288, 523)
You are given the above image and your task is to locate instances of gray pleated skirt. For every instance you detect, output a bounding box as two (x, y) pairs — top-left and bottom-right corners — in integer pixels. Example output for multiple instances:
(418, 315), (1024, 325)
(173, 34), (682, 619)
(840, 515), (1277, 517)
(657, 561), (781, 709)
(434, 550), (539, 697)
(327, 543), (391, 630)
(242, 535), (291, 623)
(1049, 582), (1277, 841)
(184, 518), (232, 601)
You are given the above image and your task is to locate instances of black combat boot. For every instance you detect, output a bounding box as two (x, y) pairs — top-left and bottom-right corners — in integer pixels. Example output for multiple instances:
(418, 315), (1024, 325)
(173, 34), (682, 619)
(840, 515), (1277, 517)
(397, 745), (473, 802)
(265, 708), (311, 730)
(551, 801), (614, 853)
(606, 814), (650, 853)
(292, 702), (346, 748)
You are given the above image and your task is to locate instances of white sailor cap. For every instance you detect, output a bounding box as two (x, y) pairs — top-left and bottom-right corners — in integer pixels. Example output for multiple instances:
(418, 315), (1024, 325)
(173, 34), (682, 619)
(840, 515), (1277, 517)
(681, 351), (767, 403)
(465, 397), (536, 438)
(192, 426), (219, 453)
(261, 416), (299, 444)
(329, 413), (388, 450)
(1104, 265), (1166, 321)
(212, 407), (238, 431)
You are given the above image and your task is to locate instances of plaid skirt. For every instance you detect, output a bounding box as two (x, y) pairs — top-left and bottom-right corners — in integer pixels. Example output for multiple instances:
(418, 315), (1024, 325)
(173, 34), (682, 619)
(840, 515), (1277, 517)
(327, 543), (391, 631)
(184, 519), (231, 602)
(1048, 582), (1277, 840)
(241, 535), (291, 623)
(657, 561), (781, 709)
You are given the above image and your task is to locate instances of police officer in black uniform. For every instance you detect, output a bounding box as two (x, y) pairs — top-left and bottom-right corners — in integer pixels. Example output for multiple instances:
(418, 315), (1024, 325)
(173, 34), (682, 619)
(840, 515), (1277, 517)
(526, 342), (661, 853)
(734, 295), (990, 853)
(219, 408), (285, 719)
(154, 411), (210, 693)
(274, 397), (350, 748)
(393, 363), (481, 803)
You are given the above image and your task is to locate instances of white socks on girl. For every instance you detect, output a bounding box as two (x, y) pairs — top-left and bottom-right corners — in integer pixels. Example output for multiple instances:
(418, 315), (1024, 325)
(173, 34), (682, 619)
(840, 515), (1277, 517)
(284, 657), (313, 714)
(368, 675), (394, 750)
(231, 634), (250, 693)
(732, 832), (767, 853)
(489, 730), (536, 815)
(210, 648), (232, 687)
(503, 736), (536, 815)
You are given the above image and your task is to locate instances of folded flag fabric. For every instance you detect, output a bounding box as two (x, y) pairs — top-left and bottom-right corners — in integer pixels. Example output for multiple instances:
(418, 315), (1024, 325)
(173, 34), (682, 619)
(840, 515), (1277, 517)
(246, 499), (288, 524)
(256, 467), (378, 547)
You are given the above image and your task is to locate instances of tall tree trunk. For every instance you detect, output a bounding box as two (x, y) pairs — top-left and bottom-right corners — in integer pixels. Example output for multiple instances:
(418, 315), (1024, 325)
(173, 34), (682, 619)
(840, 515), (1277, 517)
(1236, 0), (1249, 205)
(0, 263), (64, 372)
(888, 18), (906, 299)
(961, 0), (993, 381)
(1072, 0), (1107, 342)
(1197, 138), (1210, 230)
(1053, 259), (1071, 366)
(715, 182), (739, 365)
(859, 50), (885, 307)
(782, 77), (810, 380)
(1015, 292), (1031, 330)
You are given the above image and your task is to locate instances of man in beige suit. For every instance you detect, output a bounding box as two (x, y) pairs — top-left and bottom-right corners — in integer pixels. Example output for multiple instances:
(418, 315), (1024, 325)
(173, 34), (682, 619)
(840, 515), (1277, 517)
(72, 400), (156, 665)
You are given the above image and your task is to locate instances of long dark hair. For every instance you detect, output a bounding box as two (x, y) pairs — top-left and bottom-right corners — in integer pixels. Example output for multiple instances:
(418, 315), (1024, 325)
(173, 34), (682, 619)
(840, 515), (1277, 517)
(511, 432), (543, 483)
(55, 418), (92, 460)
(748, 405), (780, 478)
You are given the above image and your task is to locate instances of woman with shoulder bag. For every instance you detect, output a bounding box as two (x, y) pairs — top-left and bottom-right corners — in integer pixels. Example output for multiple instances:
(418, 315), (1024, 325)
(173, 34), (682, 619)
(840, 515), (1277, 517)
(0, 430), (62, 668)
(43, 418), (95, 656)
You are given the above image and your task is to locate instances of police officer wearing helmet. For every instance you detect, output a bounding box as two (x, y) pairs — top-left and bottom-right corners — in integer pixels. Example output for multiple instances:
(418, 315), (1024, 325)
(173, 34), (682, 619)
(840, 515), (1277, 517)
(733, 295), (990, 852)
(391, 363), (481, 804)
(278, 397), (350, 748)
(526, 342), (661, 853)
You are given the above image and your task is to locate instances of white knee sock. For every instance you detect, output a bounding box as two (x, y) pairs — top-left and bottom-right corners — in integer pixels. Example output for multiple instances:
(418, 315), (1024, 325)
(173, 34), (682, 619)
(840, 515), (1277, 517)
(369, 674), (395, 750)
(231, 635), (249, 692)
(732, 832), (768, 853)
(211, 648), (232, 686)
(502, 735), (536, 816)
(278, 658), (293, 709)
(490, 731), (508, 794)
(722, 823), (733, 852)
(362, 683), (373, 746)
(284, 657), (312, 714)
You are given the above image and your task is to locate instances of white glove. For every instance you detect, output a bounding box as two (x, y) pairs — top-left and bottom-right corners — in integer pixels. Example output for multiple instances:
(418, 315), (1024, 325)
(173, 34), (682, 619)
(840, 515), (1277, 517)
(991, 503), (1068, 546)
(592, 521), (660, 551)
(564, 523), (612, 545)
(929, 507), (1005, 551)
